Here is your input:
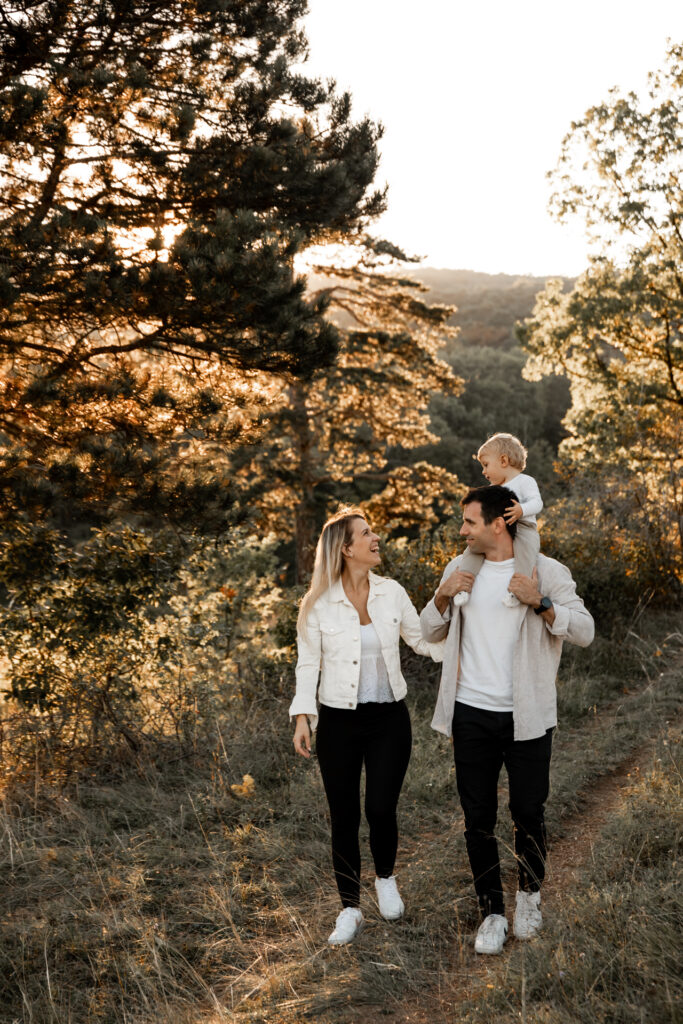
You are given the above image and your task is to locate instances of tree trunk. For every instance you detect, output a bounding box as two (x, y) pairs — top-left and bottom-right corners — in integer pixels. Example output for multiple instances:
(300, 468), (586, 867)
(289, 381), (318, 584)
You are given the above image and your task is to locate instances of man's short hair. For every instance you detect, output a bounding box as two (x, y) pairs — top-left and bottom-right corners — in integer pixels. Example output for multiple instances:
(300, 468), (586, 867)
(462, 485), (517, 539)
(476, 432), (527, 470)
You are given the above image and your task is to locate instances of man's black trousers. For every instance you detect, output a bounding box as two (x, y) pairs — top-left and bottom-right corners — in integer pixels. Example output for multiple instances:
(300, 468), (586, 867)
(452, 701), (553, 918)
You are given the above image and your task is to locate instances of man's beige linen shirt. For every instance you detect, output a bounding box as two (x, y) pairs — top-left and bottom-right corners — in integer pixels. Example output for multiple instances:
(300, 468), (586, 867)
(420, 553), (595, 741)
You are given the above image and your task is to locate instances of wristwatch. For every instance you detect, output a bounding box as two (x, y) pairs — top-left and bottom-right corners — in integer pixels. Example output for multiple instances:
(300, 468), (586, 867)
(534, 596), (553, 615)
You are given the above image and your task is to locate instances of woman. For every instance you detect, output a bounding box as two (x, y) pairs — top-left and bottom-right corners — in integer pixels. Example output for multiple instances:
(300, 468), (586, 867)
(290, 507), (443, 945)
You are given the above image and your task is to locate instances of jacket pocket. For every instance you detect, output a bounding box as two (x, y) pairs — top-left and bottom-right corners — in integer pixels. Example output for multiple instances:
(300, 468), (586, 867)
(319, 622), (345, 655)
(371, 615), (400, 647)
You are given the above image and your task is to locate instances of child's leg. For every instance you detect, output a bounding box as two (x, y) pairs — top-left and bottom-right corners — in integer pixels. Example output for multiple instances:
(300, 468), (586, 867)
(512, 522), (540, 578)
(503, 523), (540, 606)
(457, 548), (485, 576)
(452, 549), (484, 606)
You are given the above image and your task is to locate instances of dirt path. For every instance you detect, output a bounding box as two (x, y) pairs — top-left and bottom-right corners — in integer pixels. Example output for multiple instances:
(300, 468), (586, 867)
(361, 737), (665, 1024)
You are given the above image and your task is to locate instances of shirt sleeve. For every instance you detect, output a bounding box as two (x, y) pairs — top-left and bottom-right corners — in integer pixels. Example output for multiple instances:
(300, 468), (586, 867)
(288, 606), (322, 723)
(398, 586), (444, 661)
(419, 557), (459, 641)
(514, 474), (543, 519)
(540, 561), (594, 647)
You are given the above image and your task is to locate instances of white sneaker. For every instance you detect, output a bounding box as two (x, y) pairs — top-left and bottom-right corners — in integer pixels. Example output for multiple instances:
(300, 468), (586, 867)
(514, 890), (542, 939)
(453, 591), (469, 607)
(328, 907), (364, 945)
(503, 591), (520, 608)
(375, 875), (405, 920)
(474, 913), (509, 954)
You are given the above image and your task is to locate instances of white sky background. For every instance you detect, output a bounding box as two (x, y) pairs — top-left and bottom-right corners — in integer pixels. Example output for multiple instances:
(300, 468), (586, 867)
(302, 1), (683, 276)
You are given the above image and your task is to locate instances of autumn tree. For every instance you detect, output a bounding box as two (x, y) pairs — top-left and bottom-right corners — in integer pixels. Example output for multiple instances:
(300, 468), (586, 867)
(231, 238), (463, 579)
(519, 41), (683, 594)
(0, 0), (406, 755)
(0, 0), (385, 525)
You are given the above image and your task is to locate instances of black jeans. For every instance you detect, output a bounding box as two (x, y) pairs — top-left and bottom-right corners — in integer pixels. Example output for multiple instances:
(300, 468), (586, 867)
(452, 701), (553, 918)
(316, 700), (412, 908)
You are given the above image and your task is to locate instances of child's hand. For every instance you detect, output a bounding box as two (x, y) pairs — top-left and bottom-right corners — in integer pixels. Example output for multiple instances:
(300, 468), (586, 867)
(504, 501), (523, 524)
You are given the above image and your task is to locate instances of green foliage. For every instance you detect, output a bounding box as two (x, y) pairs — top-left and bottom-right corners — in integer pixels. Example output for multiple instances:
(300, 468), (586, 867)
(233, 241), (463, 580)
(520, 41), (683, 600)
(539, 496), (662, 625)
(420, 342), (571, 494)
(0, 0), (387, 530)
(0, 522), (180, 763)
(0, 523), (290, 770)
(0, 0), (380, 378)
(379, 519), (463, 610)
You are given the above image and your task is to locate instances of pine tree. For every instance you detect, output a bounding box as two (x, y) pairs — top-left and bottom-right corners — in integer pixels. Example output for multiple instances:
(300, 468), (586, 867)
(0, 0), (385, 523)
(230, 238), (463, 580)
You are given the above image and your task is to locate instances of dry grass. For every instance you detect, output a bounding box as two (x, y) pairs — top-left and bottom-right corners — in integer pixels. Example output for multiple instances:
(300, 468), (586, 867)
(0, 616), (681, 1023)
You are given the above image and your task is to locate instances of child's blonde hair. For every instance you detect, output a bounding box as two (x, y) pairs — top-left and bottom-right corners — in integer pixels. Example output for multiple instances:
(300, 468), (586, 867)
(476, 432), (527, 470)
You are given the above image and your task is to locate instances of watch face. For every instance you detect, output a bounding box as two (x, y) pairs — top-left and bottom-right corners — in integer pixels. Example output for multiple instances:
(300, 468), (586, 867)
(541, 597), (552, 611)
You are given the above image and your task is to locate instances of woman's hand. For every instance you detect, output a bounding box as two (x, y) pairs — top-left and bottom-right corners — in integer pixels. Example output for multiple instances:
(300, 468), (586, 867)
(293, 714), (312, 759)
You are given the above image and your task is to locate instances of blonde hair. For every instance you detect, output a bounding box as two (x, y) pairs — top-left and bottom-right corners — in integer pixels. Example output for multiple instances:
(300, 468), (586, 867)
(296, 506), (367, 636)
(476, 432), (527, 470)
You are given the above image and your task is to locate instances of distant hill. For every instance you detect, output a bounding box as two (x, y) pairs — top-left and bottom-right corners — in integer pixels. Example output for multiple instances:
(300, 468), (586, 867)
(306, 265), (575, 497)
(404, 267), (574, 350)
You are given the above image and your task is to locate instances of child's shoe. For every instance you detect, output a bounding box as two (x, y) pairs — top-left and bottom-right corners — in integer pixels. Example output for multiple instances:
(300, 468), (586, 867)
(453, 591), (469, 607)
(503, 592), (520, 608)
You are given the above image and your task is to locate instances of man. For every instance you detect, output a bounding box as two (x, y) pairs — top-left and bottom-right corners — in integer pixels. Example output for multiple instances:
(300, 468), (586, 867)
(420, 485), (594, 955)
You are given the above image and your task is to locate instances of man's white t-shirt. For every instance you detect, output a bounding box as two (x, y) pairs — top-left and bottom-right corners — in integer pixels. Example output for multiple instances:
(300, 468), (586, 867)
(456, 557), (526, 712)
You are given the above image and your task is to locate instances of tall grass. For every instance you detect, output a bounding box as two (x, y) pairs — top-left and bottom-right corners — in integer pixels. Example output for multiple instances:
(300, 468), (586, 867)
(0, 616), (680, 1023)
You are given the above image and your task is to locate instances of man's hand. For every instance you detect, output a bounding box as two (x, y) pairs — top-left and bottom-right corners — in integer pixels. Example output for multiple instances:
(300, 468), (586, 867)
(293, 715), (311, 758)
(504, 500), (523, 524)
(435, 569), (475, 615)
(508, 566), (541, 605)
(509, 568), (556, 624)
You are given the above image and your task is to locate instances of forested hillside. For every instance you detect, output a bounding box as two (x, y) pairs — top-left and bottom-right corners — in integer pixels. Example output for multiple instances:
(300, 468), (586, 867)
(401, 268), (574, 495)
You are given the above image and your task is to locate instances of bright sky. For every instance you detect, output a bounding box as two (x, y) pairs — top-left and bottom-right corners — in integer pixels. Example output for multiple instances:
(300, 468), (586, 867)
(303, 1), (683, 276)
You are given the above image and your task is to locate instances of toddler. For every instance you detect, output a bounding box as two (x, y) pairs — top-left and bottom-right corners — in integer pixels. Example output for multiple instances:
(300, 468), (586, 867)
(455, 432), (542, 608)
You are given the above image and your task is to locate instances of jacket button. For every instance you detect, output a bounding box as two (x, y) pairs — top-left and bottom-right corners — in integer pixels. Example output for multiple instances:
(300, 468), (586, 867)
(348, 702), (353, 707)
(351, 682), (356, 688)
(393, 618), (397, 622)
(353, 660), (358, 665)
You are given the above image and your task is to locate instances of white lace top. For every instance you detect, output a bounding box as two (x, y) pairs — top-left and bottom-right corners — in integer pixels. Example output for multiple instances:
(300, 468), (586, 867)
(357, 623), (395, 704)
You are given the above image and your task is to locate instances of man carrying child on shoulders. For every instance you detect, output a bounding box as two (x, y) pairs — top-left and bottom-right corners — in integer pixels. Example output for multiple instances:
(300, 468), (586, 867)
(420, 461), (594, 955)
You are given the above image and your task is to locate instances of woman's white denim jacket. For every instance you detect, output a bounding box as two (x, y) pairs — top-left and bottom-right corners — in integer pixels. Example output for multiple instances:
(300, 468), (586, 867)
(289, 572), (445, 731)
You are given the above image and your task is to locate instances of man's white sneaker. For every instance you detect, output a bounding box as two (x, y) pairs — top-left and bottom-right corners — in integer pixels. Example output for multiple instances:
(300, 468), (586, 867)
(503, 591), (520, 607)
(453, 591), (469, 607)
(375, 875), (405, 920)
(474, 913), (509, 954)
(328, 907), (364, 945)
(514, 890), (542, 939)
